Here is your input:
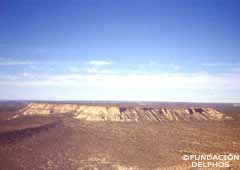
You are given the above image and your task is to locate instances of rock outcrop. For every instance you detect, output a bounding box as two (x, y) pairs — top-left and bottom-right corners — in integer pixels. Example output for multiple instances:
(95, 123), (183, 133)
(19, 103), (232, 121)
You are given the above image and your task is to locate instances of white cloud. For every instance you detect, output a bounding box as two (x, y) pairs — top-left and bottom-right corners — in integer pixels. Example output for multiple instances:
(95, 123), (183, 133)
(148, 60), (156, 66)
(201, 62), (240, 67)
(0, 75), (20, 81)
(84, 67), (113, 74)
(0, 58), (35, 66)
(69, 66), (81, 72)
(88, 60), (112, 66)
(0, 61), (34, 66)
(22, 73), (33, 77)
(69, 60), (113, 74)
(1, 59), (239, 96)
(169, 64), (181, 71)
(3, 72), (239, 92)
(69, 65), (113, 74)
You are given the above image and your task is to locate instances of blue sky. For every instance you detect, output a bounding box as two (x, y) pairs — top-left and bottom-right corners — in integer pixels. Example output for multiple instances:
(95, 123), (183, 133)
(0, 0), (240, 102)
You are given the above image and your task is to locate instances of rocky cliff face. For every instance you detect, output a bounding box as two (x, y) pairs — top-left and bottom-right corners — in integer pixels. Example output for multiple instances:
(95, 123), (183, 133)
(20, 103), (232, 121)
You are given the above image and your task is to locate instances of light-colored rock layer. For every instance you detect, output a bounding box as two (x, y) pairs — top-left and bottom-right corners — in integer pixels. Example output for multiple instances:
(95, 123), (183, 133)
(20, 103), (232, 121)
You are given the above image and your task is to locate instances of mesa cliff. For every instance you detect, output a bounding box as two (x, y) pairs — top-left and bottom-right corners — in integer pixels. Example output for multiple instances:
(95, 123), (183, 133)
(18, 102), (232, 122)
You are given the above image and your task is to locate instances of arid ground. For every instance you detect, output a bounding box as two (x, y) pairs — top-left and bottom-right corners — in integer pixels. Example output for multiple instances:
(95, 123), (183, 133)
(0, 101), (240, 170)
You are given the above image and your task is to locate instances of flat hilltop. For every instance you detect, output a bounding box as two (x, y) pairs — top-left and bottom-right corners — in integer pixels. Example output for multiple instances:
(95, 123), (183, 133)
(0, 101), (240, 170)
(18, 102), (232, 121)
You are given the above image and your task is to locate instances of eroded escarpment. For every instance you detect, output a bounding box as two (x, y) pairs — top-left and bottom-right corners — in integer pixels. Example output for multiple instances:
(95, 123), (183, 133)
(19, 102), (232, 121)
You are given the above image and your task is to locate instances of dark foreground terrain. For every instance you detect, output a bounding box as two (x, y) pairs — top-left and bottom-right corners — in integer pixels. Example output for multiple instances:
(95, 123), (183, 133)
(0, 101), (240, 170)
